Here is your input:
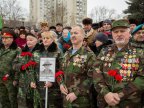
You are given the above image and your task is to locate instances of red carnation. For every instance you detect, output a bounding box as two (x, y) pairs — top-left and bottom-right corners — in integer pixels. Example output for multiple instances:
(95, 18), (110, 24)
(27, 60), (37, 67)
(21, 60), (37, 70)
(55, 71), (64, 78)
(57, 77), (62, 82)
(21, 65), (26, 70)
(115, 74), (122, 82)
(2, 74), (9, 81)
(20, 52), (33, 57)
(2, 77), (8, 81)
(108, 69), (118, 77)
(63, 43), (71, 49)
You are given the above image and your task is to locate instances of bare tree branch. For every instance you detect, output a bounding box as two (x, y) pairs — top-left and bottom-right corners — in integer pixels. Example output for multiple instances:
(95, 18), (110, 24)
(90, 6), (116, 22)
(0, 0), (24, 20)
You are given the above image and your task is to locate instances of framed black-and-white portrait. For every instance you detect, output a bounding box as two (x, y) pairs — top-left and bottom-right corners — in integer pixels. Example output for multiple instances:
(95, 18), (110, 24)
(39, 57), (56, 82)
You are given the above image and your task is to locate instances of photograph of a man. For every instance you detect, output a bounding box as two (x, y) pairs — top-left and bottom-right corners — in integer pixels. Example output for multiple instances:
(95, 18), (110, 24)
(41, 61), (53, 77)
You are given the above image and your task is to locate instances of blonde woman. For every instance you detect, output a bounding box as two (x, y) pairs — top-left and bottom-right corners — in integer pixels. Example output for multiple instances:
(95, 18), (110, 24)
(30, 31), (63, 108)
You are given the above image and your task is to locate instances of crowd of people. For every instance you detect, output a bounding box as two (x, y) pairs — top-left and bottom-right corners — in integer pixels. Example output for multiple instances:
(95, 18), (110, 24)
(0, 17), (144, 108)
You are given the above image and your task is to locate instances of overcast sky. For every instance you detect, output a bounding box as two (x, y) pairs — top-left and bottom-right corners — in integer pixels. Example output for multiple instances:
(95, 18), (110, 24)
(87, 0), (128, 15)
(18, 0), (128, 15)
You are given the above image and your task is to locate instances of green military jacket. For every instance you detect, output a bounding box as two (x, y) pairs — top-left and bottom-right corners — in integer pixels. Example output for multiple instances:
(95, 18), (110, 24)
(93, 43), (144, 108)
(13, 43), (63, 107)
(130, 38), (144, 49)
(60, 46), (96, 107)
(0, 46), (21, 80)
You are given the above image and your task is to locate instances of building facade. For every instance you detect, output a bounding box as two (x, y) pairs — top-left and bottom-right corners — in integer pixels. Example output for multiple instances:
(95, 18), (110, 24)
(29, 0), (87, 27)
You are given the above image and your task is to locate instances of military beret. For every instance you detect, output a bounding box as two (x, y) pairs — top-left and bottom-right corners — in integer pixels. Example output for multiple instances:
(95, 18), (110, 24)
(131, 24), (144, 35)
(111, 19), (130, 30)
(1, 28), (16, 39)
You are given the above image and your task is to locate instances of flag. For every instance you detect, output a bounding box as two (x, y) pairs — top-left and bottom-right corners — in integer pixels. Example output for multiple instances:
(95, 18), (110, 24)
(0, 16), (3, 29)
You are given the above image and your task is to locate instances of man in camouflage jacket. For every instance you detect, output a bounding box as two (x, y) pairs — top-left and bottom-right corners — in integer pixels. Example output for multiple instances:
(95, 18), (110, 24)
(59, 25), (96, 108)
(131, 23), (144, 49)
(93, 19), (144, 108)
(131, 24), (144, 106)
(0, 28), (21, 108)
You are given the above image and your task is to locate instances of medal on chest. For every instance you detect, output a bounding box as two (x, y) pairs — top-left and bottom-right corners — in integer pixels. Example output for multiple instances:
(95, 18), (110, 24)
(120, 49), (139, 81)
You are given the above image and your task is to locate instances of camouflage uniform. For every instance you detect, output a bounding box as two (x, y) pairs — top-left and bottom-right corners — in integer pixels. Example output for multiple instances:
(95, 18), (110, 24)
(93, 43), (144, 108)
(130, 23), (144, 49)
(59, 46), (96, 108)
(130, 39), (144, 49)
(130, 24), (144, 107)
(0, 45), (21, 108)
(13, 51), (36, 107)
(13, 43), (40, 107)
(31, 42), (63, 108)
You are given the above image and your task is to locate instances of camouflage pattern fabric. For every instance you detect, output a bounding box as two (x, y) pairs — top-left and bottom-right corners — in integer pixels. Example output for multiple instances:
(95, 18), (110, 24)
(0, 47), (21, 108)
(13, 51), (35, 107)
(130, 38), (144, 107)
(130, 38), (144, 49)
(93, 43), (144, 108)
(60, 46), (96, 108)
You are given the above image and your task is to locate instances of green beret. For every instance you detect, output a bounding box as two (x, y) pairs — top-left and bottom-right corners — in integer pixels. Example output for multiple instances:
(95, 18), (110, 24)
(131, 24), (144, 35)
(111, 19), (130, 30)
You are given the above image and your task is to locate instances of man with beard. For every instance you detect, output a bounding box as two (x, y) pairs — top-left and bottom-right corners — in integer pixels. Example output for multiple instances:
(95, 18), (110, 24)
(93, 19), (144, 108)
(58, 25), (96, 108)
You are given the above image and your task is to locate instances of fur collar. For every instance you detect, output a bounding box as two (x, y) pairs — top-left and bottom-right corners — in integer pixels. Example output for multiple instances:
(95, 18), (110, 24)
(0, 42), (18, 50)
(22, 43), (40, 53)
(39, 42), (58, 52)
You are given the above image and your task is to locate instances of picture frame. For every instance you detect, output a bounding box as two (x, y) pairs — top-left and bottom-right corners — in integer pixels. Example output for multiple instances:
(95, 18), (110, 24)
(39, 57), (56, 82)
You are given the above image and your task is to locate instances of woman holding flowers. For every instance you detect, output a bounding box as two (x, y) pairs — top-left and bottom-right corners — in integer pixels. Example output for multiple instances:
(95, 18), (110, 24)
(30, 31), (63, 108)
(13, 33), (40, 108)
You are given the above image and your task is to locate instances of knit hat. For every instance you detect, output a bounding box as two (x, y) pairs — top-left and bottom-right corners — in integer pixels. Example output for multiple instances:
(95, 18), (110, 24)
(26, 33), (38, 39)
(103, 19), (112, 25)
(95, 32), (108, 43)
(131, 24), (144, 35)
